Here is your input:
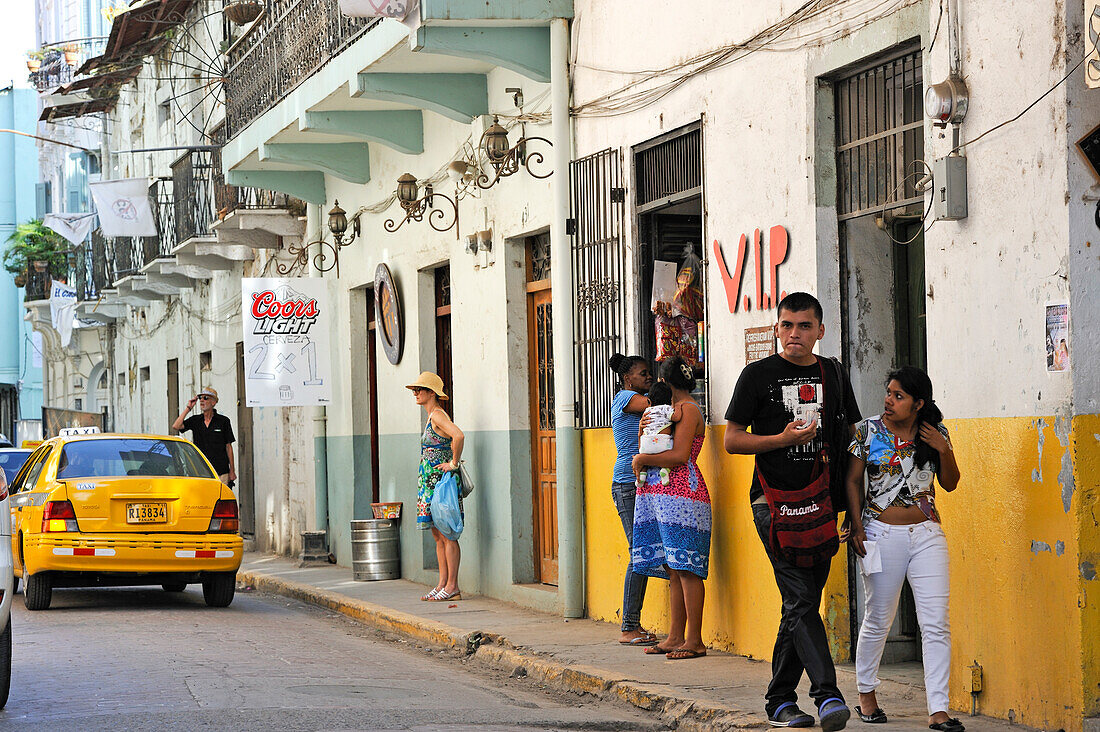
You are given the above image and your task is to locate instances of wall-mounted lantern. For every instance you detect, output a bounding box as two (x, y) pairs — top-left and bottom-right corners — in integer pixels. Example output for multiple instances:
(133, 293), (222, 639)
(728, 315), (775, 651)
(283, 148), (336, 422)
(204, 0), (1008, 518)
(475, 117), (553, 190)
(383, 173), (459, 234)
(277, 200), (361, 277)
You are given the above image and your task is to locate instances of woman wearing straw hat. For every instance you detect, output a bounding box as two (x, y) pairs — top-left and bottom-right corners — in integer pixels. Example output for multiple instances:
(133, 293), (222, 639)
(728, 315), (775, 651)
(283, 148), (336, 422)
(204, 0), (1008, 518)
(407, 372), (465, 601)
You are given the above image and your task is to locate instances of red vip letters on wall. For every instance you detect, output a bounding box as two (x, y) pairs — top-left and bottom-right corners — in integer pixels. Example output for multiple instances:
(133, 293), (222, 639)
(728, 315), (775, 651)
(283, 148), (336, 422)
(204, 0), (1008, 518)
(713, 226), (790, 313)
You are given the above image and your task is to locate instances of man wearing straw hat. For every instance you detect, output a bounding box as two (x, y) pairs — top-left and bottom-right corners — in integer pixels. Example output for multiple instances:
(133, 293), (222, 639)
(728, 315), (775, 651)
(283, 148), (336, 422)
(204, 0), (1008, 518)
(173, 386), (237, 486)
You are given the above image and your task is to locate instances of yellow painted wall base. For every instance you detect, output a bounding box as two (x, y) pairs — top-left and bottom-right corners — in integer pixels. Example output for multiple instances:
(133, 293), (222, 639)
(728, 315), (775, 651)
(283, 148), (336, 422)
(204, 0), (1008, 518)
(583, 415), (1100, 732)
(583, 424), (849, 666)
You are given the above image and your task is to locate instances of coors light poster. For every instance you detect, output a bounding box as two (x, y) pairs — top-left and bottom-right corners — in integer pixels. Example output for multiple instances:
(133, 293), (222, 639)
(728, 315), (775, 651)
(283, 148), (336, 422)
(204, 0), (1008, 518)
(242, 278), (334, 407)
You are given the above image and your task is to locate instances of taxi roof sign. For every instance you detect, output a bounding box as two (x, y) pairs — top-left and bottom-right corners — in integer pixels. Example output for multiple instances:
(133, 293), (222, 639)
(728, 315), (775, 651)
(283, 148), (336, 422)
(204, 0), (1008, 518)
(58, 427), (101, 436)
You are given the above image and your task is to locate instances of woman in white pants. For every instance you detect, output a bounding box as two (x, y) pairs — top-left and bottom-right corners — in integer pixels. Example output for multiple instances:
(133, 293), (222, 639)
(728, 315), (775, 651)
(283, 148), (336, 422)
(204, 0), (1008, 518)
(845, 366), (961, 731)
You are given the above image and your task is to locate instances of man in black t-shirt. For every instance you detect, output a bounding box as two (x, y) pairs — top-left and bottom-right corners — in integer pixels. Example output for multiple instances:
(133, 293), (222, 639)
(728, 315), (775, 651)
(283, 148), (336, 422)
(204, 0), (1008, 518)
(724, 292), (860, 731)
(172, 386), (236, 486)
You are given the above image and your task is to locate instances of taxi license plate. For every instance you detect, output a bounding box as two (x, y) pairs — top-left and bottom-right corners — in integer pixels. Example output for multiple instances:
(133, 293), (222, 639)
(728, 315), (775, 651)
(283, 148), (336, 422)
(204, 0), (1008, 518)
(126, 503), (167, 523)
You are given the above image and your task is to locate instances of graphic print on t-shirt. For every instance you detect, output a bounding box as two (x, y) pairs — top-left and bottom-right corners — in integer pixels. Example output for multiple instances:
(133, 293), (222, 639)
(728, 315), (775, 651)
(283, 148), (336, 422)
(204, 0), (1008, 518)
(775, 376), (824, 456)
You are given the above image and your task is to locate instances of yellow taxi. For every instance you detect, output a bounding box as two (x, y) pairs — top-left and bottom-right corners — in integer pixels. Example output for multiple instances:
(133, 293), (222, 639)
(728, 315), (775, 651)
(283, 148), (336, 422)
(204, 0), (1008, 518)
(7, 432), (242, 610)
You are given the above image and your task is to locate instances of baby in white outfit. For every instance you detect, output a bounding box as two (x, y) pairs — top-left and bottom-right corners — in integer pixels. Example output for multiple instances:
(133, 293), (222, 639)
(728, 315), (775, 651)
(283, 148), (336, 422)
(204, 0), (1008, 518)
(636, 382), (676, 487)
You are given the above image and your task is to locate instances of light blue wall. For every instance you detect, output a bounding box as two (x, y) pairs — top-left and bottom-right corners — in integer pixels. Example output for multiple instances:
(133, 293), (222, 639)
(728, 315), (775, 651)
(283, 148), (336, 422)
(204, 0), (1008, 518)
(0, 88), (45, 428)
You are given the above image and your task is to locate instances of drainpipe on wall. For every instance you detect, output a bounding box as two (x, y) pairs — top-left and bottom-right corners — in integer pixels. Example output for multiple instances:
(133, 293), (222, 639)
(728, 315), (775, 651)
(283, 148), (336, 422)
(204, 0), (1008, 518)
(549, 17), (584, 619)
(309, 209), (330, 555)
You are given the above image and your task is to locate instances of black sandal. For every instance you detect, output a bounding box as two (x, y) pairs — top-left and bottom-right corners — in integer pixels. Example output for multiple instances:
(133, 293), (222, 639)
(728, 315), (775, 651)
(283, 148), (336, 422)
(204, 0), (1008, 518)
(929, 718), (964, 732)
(855, 706), (888, 724)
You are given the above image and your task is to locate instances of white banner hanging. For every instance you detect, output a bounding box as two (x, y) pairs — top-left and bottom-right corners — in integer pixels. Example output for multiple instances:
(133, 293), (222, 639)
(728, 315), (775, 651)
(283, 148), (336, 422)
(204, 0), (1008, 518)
(241, 278), (334, 407)
(49, 279), (78, 348)
(43, 212), (97, 246)
(89, 177), (157, 237)
(338, 0), (415, 18)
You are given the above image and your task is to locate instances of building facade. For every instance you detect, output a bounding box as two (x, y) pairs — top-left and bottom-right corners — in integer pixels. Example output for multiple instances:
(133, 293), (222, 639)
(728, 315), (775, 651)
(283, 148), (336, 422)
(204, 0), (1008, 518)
(24, 1), (1100, 730)
(569, 2), (1100, 730)
(0, 87), (44, 443)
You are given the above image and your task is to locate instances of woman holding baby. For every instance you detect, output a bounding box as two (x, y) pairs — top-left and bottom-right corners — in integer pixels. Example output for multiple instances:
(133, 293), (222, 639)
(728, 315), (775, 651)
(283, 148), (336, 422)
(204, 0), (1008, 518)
(630, 355), (710, 660)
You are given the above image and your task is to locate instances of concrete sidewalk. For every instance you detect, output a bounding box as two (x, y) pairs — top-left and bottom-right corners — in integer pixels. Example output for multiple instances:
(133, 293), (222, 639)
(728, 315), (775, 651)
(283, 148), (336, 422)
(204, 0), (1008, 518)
(237, 553), (1024, 732)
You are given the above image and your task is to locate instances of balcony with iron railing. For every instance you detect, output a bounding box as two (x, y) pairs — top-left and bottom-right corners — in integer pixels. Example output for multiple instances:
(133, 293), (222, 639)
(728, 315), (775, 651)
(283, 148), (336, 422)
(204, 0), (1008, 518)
(224, 0), (380, 139)
(29, 37), (108, 92)
(70, 232), (117, 302)
(173, 150), (219, 244)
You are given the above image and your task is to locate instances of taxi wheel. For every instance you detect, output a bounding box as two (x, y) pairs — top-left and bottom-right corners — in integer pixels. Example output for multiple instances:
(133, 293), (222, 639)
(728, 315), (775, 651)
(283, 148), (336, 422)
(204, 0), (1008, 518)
(23, 572), (52, 611)
(0, 617), (10, 709)
(162, 582), (187, 592)
(202, 572), (236, 608)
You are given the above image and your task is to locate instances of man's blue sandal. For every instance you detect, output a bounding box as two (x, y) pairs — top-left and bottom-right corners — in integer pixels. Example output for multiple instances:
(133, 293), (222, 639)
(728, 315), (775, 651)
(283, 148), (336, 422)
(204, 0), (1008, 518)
(819, 698), (851, 732)
(768, 702), (814, 728)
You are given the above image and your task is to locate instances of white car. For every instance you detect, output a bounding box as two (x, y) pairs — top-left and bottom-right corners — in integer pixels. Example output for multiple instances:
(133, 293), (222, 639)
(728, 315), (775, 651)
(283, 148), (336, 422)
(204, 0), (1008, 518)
(0, 468), (11, 707)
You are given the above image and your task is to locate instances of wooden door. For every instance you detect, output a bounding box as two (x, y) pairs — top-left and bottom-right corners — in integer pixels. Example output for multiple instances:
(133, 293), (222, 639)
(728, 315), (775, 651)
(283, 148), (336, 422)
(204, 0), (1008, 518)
(235, 342), (256, 536)
(527, 235), (557, 585)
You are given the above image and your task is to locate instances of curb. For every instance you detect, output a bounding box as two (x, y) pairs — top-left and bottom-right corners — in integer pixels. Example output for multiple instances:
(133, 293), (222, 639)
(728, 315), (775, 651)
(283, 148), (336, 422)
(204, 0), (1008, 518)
(237, 569), (766, 730)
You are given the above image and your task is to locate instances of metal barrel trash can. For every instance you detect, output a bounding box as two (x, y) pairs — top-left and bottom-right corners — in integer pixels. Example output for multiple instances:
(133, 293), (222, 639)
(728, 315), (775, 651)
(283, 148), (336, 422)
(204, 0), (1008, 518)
(351, 519), (400, 581)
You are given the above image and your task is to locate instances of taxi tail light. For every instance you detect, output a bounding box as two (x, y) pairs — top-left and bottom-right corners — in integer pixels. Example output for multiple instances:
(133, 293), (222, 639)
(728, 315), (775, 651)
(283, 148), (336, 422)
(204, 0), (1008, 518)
(43, 500), (80, 532)
(209, 500), (239, 533)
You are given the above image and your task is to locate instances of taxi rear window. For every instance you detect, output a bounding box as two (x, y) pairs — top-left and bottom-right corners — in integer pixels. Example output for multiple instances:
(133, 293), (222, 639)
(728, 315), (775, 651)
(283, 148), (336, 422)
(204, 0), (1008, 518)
(58, 439), (216, 479)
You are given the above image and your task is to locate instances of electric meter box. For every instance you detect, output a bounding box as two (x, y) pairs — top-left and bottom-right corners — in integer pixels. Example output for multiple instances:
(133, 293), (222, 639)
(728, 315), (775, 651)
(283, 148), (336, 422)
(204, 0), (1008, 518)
(933, 155), (968, 221)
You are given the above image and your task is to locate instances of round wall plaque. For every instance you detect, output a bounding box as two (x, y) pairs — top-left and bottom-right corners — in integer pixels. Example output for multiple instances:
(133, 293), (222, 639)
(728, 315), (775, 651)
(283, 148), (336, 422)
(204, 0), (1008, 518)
(374, 263), (403, 365)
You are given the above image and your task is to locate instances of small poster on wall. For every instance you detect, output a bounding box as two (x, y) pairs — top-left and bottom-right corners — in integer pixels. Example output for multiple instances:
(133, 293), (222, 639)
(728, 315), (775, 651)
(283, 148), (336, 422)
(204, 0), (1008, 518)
(745, 325), (777, 364)
(1045, 302), (1070, 372)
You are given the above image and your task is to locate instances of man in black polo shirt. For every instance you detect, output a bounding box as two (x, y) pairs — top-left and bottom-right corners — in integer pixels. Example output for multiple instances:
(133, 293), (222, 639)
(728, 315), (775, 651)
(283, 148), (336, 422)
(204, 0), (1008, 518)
(172, 386), (236, 485)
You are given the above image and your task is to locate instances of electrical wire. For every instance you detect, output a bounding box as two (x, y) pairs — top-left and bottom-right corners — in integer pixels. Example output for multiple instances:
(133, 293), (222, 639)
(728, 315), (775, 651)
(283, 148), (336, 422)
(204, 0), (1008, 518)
(568, 0), (920, 119)
(951, 33), (1100, 155)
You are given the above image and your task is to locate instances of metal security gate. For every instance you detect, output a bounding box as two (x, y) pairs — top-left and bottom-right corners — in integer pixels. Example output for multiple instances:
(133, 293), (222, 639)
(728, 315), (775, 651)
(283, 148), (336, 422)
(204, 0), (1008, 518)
(835, 48), (924, 220)
(570, 148), (626, 429)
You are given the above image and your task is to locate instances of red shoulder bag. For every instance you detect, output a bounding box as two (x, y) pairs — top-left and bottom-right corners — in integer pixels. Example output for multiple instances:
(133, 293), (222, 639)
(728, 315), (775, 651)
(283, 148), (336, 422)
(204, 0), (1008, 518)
(757, 357), (840, 567)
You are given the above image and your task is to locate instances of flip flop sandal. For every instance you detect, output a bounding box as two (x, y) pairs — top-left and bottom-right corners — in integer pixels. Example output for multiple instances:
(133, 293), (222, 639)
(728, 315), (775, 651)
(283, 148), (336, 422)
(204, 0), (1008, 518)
(643, 645), (674, 655)
(929, 719), (965, 732)
(619, 632), (659, 646)
(430, 589), (462, 601)
(855, 706), (888, 724)
(666, 648), (707, 660)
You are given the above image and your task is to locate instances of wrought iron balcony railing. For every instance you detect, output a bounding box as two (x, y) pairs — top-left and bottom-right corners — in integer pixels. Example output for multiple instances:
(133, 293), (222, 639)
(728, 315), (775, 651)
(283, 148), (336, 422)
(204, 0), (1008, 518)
(22, 270), (50, 302)
(69, 233), (115, 302)
(28, 37), (108, 92)
(224, 0), (380, 139)
(173, 150), (218, 243)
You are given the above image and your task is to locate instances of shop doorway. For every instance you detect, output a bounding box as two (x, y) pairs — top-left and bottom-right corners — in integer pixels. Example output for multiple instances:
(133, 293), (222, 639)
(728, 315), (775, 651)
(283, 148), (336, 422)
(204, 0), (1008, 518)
(235, 342), (256, 537)
(633, 122), (707, 409)
(526, 233), (557, 585)
(834, 44), (925, 663)
(166, 358), (179, 434)
(365, 289), (380, 502)
(434, 267), (453, 415)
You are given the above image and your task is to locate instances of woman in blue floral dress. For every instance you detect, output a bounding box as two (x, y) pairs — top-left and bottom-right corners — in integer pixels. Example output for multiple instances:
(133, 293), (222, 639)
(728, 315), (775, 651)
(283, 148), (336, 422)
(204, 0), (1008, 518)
(408, 372), (465, 602)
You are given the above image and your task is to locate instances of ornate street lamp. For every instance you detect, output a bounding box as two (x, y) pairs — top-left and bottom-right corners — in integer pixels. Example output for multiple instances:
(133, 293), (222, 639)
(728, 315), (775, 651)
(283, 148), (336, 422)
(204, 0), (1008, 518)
(475, 116), (553, 190)
(277, 200), (361, 277)
(384, 173), (459, 234)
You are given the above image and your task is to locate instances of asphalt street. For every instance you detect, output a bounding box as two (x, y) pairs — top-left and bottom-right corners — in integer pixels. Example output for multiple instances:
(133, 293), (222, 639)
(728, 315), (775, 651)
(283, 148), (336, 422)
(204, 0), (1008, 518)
(0, 584), (667, 731)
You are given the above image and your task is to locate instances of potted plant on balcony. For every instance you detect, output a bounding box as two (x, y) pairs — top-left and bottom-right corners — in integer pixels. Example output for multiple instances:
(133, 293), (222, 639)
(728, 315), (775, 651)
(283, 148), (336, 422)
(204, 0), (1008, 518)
(2, 220), (70, 282)
(62, 43), (80, 65)
(25, 50), (44, 73)
(223, 0), (264, 25)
